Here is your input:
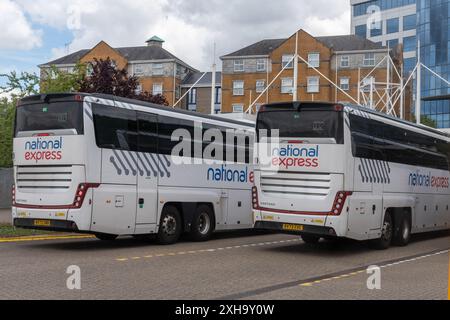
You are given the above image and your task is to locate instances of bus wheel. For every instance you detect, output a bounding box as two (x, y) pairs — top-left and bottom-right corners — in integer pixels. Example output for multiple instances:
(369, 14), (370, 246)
(95, 233), (118, 241)
(301, 234), (321, 244)
(157, 205), (182, 245)
(393, 214), (411, 247)
(370, 212), (393, 250)
(190, 205), (214, 242)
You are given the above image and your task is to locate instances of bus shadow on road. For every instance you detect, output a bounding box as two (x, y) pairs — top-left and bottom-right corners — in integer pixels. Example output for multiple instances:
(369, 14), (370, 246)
(26, 229), (276, 252)
(261, 230), (450, 257)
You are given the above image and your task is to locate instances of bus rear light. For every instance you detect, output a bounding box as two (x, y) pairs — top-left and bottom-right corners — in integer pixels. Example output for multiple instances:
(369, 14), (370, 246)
(12, 185), (16, 205)
(252, 187), (259, 210)
(329, 191), (352, 216)
(333, 104), (344, 112)
(72, 183), (100, 209)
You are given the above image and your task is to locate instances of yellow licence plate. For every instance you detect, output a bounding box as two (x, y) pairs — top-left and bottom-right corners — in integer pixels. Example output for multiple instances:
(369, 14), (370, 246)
(282, 224), (304, 232)
(34, 220), (51, 227)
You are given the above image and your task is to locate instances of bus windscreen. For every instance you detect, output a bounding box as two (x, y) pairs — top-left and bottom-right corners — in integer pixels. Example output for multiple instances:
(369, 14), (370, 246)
(15, 101), (84, 136)
(257, 109), (344, 143)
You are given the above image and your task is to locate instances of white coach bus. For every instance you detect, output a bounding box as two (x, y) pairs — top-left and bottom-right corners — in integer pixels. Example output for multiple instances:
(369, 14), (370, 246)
(253, 102), (450, 249)
(12, 93), (254, 244)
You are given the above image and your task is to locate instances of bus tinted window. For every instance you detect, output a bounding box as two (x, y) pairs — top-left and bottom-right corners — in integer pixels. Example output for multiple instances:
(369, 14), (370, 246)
(257, 110), (344, 144)
(15, 102), (83, 136)
(92, 104), (137, 151)
(158, 116), (195, 156)
(138, 112), (158, 154)
(350, 114), (450, 171)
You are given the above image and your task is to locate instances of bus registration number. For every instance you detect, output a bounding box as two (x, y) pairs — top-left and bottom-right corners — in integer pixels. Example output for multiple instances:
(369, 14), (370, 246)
(34, 220), (51, 227)
(282, 224), (304, 232)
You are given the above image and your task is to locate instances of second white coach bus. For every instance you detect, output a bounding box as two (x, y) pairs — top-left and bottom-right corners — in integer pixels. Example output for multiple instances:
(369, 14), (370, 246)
(253, 102), (450, 249)
(12, 93), (254, 244)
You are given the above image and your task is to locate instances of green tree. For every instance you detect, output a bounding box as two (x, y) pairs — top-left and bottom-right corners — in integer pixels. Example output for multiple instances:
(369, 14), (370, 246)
(40, 64), (87, 94)
(0, 98), (15, 167)
(0, 71), (39, 99)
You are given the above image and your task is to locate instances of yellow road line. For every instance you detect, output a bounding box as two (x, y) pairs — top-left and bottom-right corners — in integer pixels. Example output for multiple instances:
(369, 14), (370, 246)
(0, 235), (94, 243)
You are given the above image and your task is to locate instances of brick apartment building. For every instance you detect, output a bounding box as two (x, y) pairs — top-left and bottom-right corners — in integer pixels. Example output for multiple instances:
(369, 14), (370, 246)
(180, 72), (222, 114)
(39, 36), (198, 106)
(220, 29), (405, 115)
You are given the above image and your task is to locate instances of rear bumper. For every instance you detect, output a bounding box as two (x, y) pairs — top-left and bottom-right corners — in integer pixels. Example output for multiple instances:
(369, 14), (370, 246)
(13, 218), (80, 233)
(254, 221), (337, 237)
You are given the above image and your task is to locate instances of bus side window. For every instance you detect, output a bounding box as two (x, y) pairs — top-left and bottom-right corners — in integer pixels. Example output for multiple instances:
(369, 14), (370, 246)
(92, 104), (137, 151)
(137, 112), (158, 154)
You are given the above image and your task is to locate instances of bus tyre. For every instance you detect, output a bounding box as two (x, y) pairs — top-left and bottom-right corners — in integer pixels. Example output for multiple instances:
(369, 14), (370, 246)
(95, 233), (118, 241)
(190, 205), (215, 242)
(301, 234), (321, 244)
(393, 214), (411, 247)
(157, 205), (182, 245)
(370, 212), (393, 250)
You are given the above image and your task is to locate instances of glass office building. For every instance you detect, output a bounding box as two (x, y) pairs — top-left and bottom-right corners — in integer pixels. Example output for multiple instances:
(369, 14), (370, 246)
(417, 0), (450, 128)
(351, 0), (418, 75)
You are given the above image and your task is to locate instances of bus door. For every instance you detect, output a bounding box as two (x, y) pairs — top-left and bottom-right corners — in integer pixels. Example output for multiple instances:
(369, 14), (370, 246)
(136, 112), (159, 225)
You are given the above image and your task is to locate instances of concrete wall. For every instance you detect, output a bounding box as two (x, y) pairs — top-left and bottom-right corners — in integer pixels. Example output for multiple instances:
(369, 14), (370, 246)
(0, 168), (13, 209)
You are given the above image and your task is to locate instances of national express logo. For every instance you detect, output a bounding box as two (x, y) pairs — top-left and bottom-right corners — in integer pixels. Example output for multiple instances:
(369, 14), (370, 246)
(207, 165), (254, 184)
(24, 137), (63, 163)
(409, 170), (449, 189)
(271, 145), (319, 169)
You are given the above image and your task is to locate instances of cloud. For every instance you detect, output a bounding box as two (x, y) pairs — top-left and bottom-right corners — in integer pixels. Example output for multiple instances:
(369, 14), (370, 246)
(0, 0), (42, 50)
(11, 0), (350, 70)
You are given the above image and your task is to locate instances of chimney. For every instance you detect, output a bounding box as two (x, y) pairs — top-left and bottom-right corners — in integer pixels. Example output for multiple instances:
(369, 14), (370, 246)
(146, 36), (164, 47)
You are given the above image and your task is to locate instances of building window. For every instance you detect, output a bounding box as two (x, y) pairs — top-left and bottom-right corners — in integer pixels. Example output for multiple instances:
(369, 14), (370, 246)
(340, 78), (350, 91)
(308, 53), (320, 68)
(404, 57), (416, 76)
(175, 86), (181, 99)
(362, 77), (375, 92)
(135, 84), (143, 95)
(134, 64), (145, 76)
(403, 36), (416, 52)
(256, 80), (265, 93)
(215, 87), (221, 105)
(256, 59), (266, 72)
(234, 60), (244, 72)
(370, 24), (383, 37)
(153, 83), (163, 95)
(363, 53), (376, 67)
(281, 78), (294, 94)
(307, 77), (320, 93)
(188, 88), (197, 105)
(355, 24), (367, 38)
(340, 56), (350, 68)
(233, 80), (244, 96)
(282, 54), (294, 69)
(255, 104), (263, 112)
(232, 104), (244, 113)
(387, 39), (399, 48)
(403, 14), (416, 31)
(387, 18), (399, 34)
(153, 63), (163, 76)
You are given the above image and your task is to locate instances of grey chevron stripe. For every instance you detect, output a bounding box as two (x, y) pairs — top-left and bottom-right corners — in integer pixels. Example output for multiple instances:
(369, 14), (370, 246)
(158, 154), (171, 178)
(364, 158), (375, 183)
(149, 154), (165, 177)
(120, 150), (137, 176)
(136, 153), (151, 177)
(109, 156), (122, 175)
(129, 152), (144, 176)
(112, 150), (130, 176)
(360, 159), (369, 183)
(376, 160), (386, 184)
(142, 153), (158, 177)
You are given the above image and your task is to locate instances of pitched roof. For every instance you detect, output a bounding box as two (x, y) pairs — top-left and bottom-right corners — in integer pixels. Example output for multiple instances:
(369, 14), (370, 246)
(181, 72), (222, 86)
(221, 34), (386, 59)
(221, 39), (286, 58)
(41, 44), (197, 70)
(317, 35), (386, 51)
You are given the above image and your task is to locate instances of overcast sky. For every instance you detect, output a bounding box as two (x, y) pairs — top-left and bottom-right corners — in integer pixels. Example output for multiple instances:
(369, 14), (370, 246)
(0, 0), (350, 77)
